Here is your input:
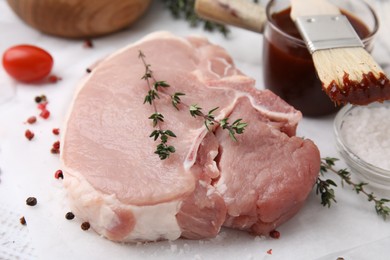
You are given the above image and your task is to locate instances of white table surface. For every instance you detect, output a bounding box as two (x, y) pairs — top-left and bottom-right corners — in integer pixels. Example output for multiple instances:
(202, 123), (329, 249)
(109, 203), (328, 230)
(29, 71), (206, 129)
(1, 1), (390, 259)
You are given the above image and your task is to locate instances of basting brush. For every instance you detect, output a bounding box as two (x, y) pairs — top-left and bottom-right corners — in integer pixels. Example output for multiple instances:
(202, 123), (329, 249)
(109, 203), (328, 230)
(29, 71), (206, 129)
(290, 0), (390, 105)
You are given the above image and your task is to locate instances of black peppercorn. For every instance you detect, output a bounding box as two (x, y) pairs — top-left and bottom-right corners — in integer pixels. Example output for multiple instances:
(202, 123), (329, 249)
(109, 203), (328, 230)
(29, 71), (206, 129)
(20, 216), (26, 225)
(26, 197), (37, 206)
(65, 212), (75, 220)
(35, 96), (42, 103)
(81, 222), (90, 230)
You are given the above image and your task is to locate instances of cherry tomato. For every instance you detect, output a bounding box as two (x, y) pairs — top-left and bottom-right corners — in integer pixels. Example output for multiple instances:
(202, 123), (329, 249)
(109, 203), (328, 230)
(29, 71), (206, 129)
(2, 45), (53, 83)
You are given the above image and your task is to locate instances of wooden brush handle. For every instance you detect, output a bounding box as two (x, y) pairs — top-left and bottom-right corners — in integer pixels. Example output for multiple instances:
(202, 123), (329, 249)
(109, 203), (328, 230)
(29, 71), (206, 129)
(195, 0), (266, 33)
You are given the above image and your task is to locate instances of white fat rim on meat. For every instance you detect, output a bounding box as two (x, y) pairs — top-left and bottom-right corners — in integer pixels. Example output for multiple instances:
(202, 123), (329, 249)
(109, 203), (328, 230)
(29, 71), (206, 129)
(62, 168), (182, 241)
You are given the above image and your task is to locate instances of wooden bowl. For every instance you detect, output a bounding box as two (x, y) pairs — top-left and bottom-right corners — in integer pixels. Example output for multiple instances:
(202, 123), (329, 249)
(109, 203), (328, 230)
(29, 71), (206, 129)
(6, 0), (152, 38)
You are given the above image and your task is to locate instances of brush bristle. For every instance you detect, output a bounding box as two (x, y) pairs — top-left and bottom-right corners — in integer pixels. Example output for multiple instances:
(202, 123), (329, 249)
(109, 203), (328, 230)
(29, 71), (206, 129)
(313, 47), (390, 105)
(313, 47), (383, 87)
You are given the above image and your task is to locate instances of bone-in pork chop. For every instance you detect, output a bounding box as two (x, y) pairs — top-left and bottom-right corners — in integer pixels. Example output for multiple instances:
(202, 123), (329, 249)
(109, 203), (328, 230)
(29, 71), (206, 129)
(61, 32), (320, 242)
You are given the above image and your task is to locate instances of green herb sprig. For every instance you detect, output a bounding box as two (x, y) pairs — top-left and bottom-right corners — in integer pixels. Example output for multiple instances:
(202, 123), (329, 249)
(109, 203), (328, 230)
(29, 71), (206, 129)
(319, 157), (390, 220)
(139, 51), (248, 160)
(189, 105), (248, 142)
(162, 0), (230, 37)
(161, 0), (261, 37)
(139, 51), (177, 160)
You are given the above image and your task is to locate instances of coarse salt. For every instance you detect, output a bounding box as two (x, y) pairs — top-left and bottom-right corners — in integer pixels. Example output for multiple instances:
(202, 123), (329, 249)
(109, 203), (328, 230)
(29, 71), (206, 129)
(341, 105), (390, 171)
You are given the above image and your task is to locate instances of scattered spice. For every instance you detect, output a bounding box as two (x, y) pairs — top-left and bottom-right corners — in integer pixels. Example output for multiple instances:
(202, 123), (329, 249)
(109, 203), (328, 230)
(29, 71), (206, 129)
(26, 116), (37, 124)
(54, 169), (63, 179)
(52, 128), (60, 135)
(267, 249), (272, 255)
(51, 141), (60, 154)
(26, 197), (37, 206)
(83, 39), (94, 48)
(86, 68), (92, 73)
(37, 102), (48, 110)
(53, 141), (60, 150)
(47, 75), (62, 83)
(269, 230), (280, 239)
(35, 96), (42, 103)
(81, 221), (90, 230)
(65, 212), (75, 220)
(51, 148), (60, 154)
(35, 95), (47, 104)
(20, 216), (26, 225)
(40, 109), (50, 119)
(25, 129), (34, 140)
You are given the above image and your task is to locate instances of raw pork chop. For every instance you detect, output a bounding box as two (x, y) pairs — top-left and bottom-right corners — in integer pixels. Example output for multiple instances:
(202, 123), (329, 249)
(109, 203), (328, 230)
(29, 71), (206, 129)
(61, 31), (320, 242)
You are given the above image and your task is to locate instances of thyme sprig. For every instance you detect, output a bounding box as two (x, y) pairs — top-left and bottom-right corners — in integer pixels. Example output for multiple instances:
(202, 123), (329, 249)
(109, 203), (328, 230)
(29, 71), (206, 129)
(162, 0), (230, 37)
(139, 51), (177, 160)
(189, 105), (248, 141)
(139, 51), (248, 160)
(162, 0), (261, 37)
(319, 157), (390, 220)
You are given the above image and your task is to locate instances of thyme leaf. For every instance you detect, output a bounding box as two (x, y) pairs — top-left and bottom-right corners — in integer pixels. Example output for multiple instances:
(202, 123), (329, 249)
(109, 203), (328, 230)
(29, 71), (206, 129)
(189, 104), (203, 117)
(316, 177), (337, 208)
(319, 157), (390, 220)
(149, 113), (164, 127)
(171, 92), (185, 110)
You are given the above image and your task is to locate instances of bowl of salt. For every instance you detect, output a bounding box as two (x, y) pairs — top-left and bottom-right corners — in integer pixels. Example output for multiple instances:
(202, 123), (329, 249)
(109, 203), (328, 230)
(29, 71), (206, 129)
(334, 101), (390, 195)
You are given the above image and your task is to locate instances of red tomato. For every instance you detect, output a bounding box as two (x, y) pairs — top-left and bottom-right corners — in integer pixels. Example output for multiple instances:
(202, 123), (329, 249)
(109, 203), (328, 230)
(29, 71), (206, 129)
(2, 45), (53, 83)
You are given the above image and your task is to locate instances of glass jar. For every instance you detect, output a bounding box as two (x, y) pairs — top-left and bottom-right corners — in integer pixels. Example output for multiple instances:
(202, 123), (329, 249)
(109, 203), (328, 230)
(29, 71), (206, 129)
(262, 0), (379, 117)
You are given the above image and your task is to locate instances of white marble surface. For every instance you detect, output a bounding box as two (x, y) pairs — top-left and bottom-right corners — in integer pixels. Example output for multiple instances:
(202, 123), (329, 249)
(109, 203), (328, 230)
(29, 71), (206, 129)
(0, 1), (390, 259)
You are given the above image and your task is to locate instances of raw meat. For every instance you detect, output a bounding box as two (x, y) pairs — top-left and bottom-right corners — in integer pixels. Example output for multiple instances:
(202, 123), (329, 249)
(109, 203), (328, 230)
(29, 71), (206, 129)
(61, 31), (320, 242)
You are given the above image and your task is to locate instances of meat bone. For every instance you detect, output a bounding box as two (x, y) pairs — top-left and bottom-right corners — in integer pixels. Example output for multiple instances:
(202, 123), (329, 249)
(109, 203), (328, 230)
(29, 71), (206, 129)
(195, 0), (267, 33)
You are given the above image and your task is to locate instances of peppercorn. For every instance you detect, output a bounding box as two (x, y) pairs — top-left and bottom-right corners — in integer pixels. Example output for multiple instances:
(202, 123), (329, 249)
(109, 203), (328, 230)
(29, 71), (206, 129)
(81, 221), (90, 230)
(86, 68), (92, 73)
(27, 116), (37, 124)
(65, 212), (75, 220)
(52, 128), (60, 135)
(25, 129), (34, 140)
(269, 230), (280, 239)
(26, 197), (37, 206)
(83, 39), (93, 48)
(40, 109), (50, 119)
(37, 102), (47, 110)
(20, 216), (27, 225)
(35, 96), (42, 103)
(52, 141), (60, 150)
(55, 169), (63, 179)
(48, 75), (62, 83)
(51, 148), (60, 154)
